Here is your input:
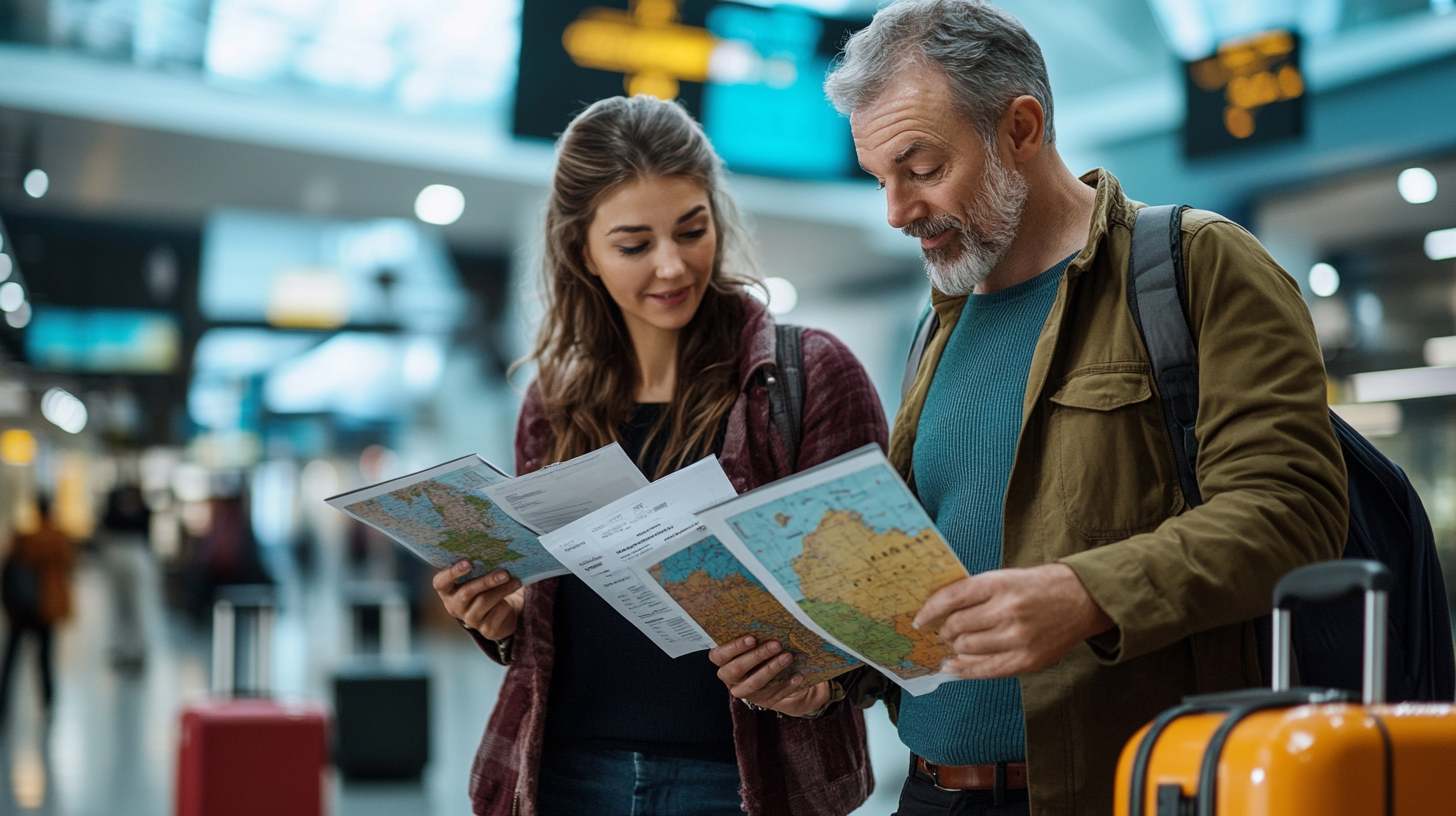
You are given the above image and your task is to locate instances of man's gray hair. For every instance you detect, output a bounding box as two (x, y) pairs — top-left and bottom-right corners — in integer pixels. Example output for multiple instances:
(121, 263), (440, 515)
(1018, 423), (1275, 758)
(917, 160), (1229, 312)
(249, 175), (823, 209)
(825, 0), (1055, 145)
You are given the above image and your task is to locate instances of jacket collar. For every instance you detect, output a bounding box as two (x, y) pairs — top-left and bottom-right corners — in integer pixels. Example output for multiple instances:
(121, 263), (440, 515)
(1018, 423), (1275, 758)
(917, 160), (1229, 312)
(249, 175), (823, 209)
(735, 292), (779, 390)
(926, 167), (1133, 311)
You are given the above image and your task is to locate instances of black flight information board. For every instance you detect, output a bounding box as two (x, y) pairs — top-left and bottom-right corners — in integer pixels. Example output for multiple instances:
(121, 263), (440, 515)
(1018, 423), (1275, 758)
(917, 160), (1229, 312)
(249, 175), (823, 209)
(514, 0), (867, 181)
(1184, 30), (1305, 159)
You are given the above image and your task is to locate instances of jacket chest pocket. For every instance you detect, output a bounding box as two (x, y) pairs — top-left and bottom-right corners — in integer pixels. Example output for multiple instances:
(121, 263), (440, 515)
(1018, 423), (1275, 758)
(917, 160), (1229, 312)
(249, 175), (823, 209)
(1049, 368), (1178, 539)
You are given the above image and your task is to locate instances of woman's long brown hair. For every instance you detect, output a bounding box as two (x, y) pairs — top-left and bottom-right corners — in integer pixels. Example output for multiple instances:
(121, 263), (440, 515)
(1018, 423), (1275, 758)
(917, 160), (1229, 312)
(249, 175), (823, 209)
(524, 96), (759, 478)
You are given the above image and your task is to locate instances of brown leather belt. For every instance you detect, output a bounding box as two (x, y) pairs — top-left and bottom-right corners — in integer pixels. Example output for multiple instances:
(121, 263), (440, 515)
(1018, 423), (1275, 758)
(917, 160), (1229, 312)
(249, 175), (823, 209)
(916, 757), (1028, 791)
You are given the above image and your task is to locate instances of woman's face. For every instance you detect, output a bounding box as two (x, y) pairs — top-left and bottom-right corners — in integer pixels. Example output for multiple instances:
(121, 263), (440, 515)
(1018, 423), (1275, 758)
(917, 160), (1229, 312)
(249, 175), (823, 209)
(583, 175), (716, 337)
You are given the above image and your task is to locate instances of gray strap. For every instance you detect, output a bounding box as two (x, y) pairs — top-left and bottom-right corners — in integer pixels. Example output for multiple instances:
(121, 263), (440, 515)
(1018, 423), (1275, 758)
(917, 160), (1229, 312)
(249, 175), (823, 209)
(900, 310), (941, 402)
(1128, 204), (1203, 507)
(769, 324), (806, 470)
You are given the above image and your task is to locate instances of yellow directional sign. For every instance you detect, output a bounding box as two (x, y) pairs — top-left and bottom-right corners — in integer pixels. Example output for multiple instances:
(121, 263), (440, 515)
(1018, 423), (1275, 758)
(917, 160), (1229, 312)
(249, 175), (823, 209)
(562, 0), (717, 100)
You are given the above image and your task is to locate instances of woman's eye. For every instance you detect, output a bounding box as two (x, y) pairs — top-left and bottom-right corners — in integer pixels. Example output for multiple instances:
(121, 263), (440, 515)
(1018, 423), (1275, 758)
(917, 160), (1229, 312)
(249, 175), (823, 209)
(618, 242), (650, 257)
(679, 228), (707, 241)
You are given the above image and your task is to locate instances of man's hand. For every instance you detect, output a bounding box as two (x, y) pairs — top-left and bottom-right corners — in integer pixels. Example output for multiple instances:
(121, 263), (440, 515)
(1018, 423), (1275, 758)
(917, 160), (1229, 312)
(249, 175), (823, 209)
(708, 636), (833, 717)
(432, 560), (525, 641)
(914, 563), (1114, 679)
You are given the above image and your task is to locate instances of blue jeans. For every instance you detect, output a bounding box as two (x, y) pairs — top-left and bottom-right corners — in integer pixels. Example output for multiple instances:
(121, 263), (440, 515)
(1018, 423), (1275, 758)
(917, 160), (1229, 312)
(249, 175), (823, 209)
(536, 745), (742, 816)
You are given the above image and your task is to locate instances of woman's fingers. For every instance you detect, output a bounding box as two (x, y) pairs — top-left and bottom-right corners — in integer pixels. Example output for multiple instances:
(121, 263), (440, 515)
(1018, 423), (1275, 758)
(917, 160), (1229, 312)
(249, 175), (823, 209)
(715, 639), (785, 685)
(431, 560), (476, 596)
(708, 635), (756, 668)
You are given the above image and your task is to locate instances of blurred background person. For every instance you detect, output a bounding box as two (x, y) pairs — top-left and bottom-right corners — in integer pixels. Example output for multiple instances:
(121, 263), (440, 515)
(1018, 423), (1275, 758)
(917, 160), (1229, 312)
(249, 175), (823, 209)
(0, 494), (74, 724)
(100, 478), (152, 673)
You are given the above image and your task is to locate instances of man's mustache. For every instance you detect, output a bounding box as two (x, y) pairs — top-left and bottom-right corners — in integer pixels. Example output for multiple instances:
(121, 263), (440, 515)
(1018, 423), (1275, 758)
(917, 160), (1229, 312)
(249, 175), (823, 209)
(902, 214), (964, 240)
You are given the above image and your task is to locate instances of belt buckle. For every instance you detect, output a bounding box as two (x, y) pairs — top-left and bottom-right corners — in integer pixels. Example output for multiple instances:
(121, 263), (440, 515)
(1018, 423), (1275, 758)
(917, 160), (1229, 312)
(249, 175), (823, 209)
(924, 760), (957, 793)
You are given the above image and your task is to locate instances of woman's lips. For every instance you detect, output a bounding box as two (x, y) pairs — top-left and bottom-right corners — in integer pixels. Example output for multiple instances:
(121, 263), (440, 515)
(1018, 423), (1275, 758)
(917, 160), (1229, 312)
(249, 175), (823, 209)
(647, 287), (691, 307)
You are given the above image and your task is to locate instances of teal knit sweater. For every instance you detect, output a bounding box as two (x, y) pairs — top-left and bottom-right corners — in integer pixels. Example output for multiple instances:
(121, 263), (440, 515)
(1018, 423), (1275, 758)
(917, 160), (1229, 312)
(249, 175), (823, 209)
(899, 255), (1072, 765)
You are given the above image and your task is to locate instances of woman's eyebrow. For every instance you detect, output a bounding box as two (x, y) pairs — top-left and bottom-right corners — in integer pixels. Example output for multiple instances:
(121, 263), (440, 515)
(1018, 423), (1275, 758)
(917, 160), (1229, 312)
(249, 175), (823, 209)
(605, 204), (707, 236)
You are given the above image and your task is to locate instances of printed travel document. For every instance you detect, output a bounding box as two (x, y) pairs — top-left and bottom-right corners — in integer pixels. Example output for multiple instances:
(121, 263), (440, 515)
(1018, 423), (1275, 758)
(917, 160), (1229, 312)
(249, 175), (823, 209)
(536, 457), (738, 658)
(325, 443), (649, 584)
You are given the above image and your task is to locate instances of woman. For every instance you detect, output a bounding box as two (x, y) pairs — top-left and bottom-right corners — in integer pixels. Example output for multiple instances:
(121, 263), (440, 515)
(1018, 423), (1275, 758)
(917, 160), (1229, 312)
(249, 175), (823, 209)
(432, 96), (887, 816)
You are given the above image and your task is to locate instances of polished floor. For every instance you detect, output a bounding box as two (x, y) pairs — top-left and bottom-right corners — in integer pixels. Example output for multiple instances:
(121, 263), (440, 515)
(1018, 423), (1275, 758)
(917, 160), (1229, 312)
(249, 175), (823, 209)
(0, 552), (907, 815)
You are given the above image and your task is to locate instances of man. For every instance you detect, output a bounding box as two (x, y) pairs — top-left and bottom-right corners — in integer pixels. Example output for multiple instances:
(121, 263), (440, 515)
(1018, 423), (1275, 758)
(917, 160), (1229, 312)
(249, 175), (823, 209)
(710, 2), (1347, 814)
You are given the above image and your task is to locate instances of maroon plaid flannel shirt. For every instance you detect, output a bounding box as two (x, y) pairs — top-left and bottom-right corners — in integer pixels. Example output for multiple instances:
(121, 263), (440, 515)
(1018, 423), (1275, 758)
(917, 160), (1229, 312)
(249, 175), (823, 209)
(466, 295), (888, 816)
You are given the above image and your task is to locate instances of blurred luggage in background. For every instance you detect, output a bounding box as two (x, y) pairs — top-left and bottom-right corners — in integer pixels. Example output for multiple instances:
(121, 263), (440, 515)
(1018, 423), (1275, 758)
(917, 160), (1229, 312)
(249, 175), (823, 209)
(176, 584), (330, 816)
(332, 580), (431, 780)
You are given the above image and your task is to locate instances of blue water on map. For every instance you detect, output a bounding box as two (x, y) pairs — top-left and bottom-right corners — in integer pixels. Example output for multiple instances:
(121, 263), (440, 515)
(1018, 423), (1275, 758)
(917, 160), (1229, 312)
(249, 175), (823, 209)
(654, 536), (769, 590)
(723, 463), (934, 601)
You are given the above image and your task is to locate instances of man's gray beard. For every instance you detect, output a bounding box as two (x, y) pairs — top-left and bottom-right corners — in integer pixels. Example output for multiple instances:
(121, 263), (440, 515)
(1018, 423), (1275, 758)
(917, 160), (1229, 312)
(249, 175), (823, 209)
(905, 153), (1029, 296)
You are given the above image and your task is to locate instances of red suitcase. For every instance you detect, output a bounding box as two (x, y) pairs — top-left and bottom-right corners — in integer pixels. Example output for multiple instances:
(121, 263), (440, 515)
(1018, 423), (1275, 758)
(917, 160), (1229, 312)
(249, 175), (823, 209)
(176, 588), (330, 816)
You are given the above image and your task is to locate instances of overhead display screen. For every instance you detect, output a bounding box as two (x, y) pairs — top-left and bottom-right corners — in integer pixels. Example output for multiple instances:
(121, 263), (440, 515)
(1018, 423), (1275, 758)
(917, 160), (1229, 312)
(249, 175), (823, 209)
(1184, 30), (1305, 159)
(26, 307), (181, 373)
(514, 0), (866, 180)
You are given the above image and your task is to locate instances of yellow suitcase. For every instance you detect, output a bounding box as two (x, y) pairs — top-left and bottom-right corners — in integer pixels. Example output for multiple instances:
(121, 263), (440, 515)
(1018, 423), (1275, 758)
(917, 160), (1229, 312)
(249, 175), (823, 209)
(1115, 560), (1456, 816)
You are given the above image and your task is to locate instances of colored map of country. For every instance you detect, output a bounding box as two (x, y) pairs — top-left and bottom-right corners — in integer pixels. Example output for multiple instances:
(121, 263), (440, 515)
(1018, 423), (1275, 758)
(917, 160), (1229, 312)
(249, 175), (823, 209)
(346, 466), (562, 579)
(725, 464), (967, 681)
(650, 537), (859, 686)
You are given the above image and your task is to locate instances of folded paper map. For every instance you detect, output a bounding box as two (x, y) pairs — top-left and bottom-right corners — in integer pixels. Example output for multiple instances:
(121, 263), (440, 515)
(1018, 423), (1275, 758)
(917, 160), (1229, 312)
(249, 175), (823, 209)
(697, 444), (969, 696)
(641, 529), (860, 687)
(325, 444), (648, 585)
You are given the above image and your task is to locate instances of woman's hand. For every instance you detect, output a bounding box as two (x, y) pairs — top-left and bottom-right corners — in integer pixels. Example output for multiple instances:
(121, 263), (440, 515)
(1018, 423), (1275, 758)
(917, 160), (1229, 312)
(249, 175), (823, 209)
(433, 560), (525, 641)
(709, 636), (832, 717)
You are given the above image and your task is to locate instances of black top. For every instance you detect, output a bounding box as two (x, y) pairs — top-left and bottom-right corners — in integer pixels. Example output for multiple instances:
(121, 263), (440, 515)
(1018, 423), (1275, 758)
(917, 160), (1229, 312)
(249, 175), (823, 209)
(541, 404), (737, 763)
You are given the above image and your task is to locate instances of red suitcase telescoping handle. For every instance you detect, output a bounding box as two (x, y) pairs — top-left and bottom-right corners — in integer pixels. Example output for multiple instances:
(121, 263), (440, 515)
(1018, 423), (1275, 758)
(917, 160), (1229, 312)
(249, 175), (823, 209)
(1272, 560), (1392, 704)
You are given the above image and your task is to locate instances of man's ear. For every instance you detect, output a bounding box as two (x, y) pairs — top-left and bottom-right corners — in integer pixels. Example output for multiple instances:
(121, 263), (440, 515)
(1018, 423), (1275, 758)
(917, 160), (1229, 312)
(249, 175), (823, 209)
(1001, 95), (1045, 165)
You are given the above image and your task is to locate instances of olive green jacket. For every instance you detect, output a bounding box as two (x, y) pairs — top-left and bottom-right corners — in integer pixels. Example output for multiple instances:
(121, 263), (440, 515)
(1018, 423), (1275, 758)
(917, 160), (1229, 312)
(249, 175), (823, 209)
(882, 169), (1347, 815)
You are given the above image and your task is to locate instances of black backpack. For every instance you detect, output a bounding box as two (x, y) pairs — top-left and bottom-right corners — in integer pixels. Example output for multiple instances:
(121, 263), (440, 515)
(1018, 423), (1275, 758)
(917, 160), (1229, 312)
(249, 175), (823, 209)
(1, 557), (42, 623)
(1127, 204), (1455, 702)
(900, 208), (1456, 702)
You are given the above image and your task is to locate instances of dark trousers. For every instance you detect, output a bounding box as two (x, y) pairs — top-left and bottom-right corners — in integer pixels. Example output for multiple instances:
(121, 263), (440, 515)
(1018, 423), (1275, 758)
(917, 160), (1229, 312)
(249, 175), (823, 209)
(0, 621), (55, 719)
(893, 756), (1031, 816)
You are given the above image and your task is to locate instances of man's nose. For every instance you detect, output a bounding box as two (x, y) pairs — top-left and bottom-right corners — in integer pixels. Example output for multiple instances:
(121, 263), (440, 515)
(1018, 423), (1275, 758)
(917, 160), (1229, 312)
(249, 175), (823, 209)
(885, 183), (923, 231)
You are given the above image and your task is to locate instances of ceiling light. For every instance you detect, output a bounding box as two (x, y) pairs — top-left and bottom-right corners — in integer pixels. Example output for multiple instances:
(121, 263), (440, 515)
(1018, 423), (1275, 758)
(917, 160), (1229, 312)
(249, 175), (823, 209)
(1426, 227), (1456, 261)
(5, 301), (30, 329)
(41, 387), (87, 434)
(1308, 262), (1339, 297)
(1398, 168), (1437, 204)
(0, 282), (24, 312)
(748, 277), (799, 315)
(0, 254), (11, 281)
(414, 184), (465, 226)
(1425, 336), (1456, 367)
(23, 169), (48, 198)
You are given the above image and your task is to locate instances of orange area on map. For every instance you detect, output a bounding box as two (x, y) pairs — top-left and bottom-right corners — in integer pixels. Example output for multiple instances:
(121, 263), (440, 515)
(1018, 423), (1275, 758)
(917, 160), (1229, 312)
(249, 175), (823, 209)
(792, 509), (966, 678)
(651, 567), (857, 687)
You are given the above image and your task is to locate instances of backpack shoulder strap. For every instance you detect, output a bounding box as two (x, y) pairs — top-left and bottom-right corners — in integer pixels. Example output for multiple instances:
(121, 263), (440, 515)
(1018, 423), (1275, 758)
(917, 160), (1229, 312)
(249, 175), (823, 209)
(1128, 204), (1204, 508)
(900, 308), (941, 402)
(770, 323), (807, 470)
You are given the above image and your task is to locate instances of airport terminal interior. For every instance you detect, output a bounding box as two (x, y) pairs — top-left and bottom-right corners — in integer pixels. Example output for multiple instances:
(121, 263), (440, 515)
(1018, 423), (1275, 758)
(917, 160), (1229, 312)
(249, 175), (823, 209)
(0, 0), (1455, 813)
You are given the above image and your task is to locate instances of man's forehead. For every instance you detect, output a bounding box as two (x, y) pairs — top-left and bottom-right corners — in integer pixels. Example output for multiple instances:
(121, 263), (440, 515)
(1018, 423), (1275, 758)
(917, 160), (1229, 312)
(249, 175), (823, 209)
(850, 70), (956, 155)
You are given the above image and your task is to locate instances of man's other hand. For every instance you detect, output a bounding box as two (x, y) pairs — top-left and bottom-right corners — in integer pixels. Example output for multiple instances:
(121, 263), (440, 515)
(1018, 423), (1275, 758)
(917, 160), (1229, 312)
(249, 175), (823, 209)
(914, 563), (1114, 679)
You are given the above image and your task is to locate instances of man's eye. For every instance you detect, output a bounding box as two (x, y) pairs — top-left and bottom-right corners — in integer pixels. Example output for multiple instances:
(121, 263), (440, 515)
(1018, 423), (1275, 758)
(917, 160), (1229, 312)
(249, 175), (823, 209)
(619, 242), (650, 256)
(910, 166), (942, 182)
